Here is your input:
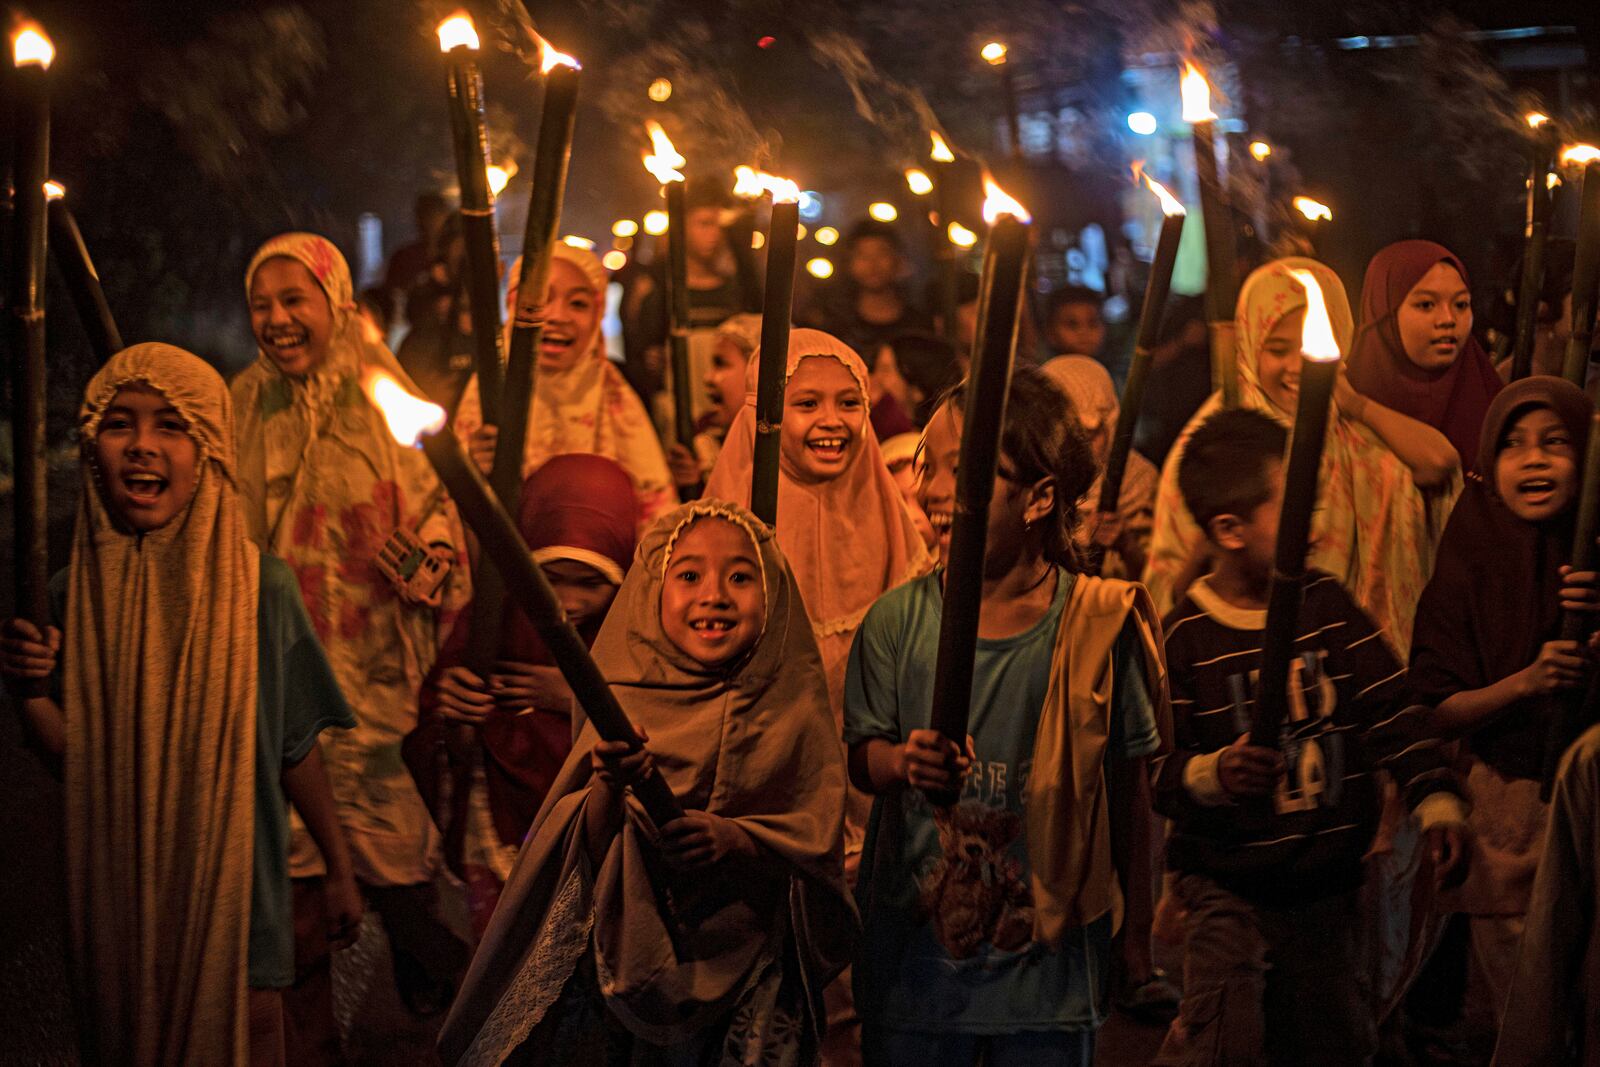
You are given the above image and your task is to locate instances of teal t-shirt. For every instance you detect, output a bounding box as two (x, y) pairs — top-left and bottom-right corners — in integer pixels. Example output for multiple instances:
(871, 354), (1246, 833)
(51, 555), (355, 989)
(842, 568), (1160, 1034)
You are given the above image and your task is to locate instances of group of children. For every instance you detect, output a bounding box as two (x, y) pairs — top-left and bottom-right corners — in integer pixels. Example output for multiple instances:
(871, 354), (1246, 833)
(4, 216), (1600, 1067)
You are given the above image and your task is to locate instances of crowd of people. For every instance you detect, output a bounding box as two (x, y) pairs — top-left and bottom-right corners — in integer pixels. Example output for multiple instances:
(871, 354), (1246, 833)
(4, 178), (1600, 1067)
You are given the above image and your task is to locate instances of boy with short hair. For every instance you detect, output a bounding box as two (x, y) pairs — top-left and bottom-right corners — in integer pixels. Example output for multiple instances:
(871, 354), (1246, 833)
(1153, 408), (1469, 1066)
(1045, 286), (1107, 361)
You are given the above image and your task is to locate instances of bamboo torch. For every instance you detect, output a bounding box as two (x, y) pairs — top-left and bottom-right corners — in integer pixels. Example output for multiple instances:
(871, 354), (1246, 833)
(1561, 144), (1600, 386)
(643, 120), (698, 496)
(1249, 269), (1343, 747)
(1182, 61), (1241, 408)
(1511, 112), (1557, 381)
(44, 182), (123, 364)
(1543, 411), (1600, 792)
(8, 23), (53, 651)
(1095, 166), (1184, 569)
(363, 370), (683, 827)
(930, 131), (962, 346)
(925, 178), (1032, 806)
(733, 167), (802, 526)
(438, 12), (505, 419)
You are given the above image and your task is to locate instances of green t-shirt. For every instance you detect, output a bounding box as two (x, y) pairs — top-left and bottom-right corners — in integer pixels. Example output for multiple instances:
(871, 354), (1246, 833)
(51, 554), (355, 989)
(843, 568), (1160, 1034)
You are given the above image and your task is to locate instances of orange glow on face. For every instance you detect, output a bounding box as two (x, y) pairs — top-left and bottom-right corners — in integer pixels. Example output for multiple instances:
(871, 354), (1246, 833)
(981, 176), (1030, 225)
(364, 371), (448, 446)
(539, 40), (580, 73)
(1132, 162), (1185, 217)
(643, 120), (686, 185)
(1288, 269), (1341, 363)
(1181, 62), (1216, 123)
(436, 13), (479, 52)
(1292, 196), (1332, 222)
(930, 131), (956, 164)
(12, 25), (53, 68)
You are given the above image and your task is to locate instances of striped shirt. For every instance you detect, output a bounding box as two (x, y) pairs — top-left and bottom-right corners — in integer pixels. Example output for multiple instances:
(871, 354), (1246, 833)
(1155, 572), (1458, 904)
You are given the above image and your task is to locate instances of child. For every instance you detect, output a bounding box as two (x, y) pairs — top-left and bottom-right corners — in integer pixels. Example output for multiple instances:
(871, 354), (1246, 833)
(666, 312), (761, 492)
(1043, 355), (1158, 579)
(1408, 375), (1600, 1019)
(805, 219), (935, 358)
(437, 501), (855, 1066)
(0, 343), (360, 1065)
(1152, 407), (1469, 1066)
(872, 331), (960, 431)
(844, 366), (1170, 1065)
(406, 454), (639, 939)
(1145, 258), (1461, 657)
(881, 432), (937, 552)
(1045, 285), (1108, 361)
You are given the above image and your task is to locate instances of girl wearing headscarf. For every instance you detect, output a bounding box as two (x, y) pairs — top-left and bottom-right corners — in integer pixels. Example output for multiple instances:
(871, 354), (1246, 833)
(437, 501), (855, 1066)
(234, 232), (474, 1034)
(0, 344), (359, 1066)
(454, 242), (678, 527)
(1348, 239), (1502, 467)
(407, 454), (640, 939)
(1145, 257), (1461, 657)
(1409, 376), (1600, 1017)
(1042, 355), (1159, 580)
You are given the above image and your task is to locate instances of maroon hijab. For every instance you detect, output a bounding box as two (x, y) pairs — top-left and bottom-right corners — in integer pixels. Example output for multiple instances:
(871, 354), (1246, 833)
(1348, 240), (1503, 467)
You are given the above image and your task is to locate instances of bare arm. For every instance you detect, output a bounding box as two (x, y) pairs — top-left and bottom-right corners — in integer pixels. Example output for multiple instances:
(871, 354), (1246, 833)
(1338, 380), (1460, 488)
(1429, 638), (1588, 738)
(849, 737), (906, 795)
(849, 731), (967, 797)
(21, 697), (65, 757)
(0, 620), (65, 756)
(282, 744), (364, 946)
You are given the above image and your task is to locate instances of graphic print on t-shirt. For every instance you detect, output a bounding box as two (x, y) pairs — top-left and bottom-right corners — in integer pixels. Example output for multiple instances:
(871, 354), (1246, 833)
(918, 801), (1037, 958)
(1223, 651), (1344, 815)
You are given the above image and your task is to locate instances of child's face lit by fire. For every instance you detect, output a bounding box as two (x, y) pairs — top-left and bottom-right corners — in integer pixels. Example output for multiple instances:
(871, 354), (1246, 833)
(703, 337), (750, 430)
(249, 257), (336, 378)
(917, 401), (1052, 575)
(660, 518), (765, 669)
(1205, 460), (1284, 588)
(1396, 262), (1472, 373)
(94, 384), (201, 533)
(1495, 407), (1578, 523)
(1255, 307), (1306, 415)
(780, 355), (867, 484)
(534, 259), (601, 373)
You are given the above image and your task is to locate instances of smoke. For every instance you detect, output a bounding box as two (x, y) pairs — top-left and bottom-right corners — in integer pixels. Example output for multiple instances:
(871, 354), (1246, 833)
(804, 29), (946, 165)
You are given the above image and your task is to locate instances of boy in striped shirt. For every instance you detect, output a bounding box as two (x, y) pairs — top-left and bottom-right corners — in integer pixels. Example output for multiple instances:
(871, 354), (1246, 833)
(1151, 409), (1469, 1066)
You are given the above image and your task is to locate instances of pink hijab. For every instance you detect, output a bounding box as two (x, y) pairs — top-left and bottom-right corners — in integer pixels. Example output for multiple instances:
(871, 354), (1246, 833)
(1347, 240), (1502, 466)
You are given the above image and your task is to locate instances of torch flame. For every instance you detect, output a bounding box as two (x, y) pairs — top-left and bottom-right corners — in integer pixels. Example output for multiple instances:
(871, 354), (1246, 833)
(1249, 140), (1272, 161)
(1181, 62), (1216, 123)
(12, 24), (53, 68)
(981, 176), (1030, 225)
(1292, 196), (1332, 222)
(905, 168), (934, 195)
(1527, 112), (1551, 129)
(1548, 172), (1562, 190)
(1288, 269), (1341, 363)
(1561, 144), (1600, 166)
(436, 13), (479, 52)
(947, 221), (978, 248)
(980, 41), (1008, 65)
(539, 40), (580, 73)
(363, 370), (447, 447)
(43, 180), (64, 201)
(486, 162), (516, 196)
(1132, 163), (1185, 217)
(929, 131), (956, 163)
(642, 120), (686, 185)
(732, 165), (800, 203)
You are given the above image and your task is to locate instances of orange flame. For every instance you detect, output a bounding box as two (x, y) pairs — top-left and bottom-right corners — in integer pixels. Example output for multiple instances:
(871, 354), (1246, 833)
(642, 120), (685, 185)
(1527, 112), (1551, 129)
(1548, 172), (1562, 190)
(905, 168), (934, 195)
(1132, 162), (1185, 217)
(539, 39), (580, 73)
(486, 162), (516, 196)
(1249, 140), (1272, 161)
(363, 370), (447, 447)
(12, 24), (53, 68)
(1288, 269), (1341, 362)
(929, 131), (956, 163)
(436, 13), (479, 52)
(1292, 196), (1332, 222)
(1561, 144), (1600, 166)
(981, 175), (1030, 225)
(1181, 62), (1216, 123)
(947, 221), (978, 248)
(980, 41), (1008, 65)
(732, 165), (800, 203)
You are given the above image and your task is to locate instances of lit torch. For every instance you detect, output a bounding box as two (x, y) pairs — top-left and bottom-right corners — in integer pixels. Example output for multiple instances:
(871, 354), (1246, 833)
(8, 21), (54, 652)
(363, 369), (683, 826)
(1512, 108), (1559, 380)
(732, 168), (804, 526)
(1182, 60), (1241, 407)
(1291, 195), (1332, 256)
(1250, 268), (1343, 747)
(42, 182), (123, 365)
(642, 121), (699, 491)
(1095, 165), (1186, 568)
(438, 12), (506, 419)
(923, 177), (1032, 803)
(1563, 144), (1600, 385)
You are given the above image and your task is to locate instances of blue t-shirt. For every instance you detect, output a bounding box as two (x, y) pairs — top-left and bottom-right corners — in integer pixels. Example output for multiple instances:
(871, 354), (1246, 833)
(51, 555), (355, 988)
(843, 568), (1160, 1034)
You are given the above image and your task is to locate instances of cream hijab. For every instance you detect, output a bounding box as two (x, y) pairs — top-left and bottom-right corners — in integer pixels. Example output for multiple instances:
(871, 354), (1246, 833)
(66, 343), (258, 1064)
